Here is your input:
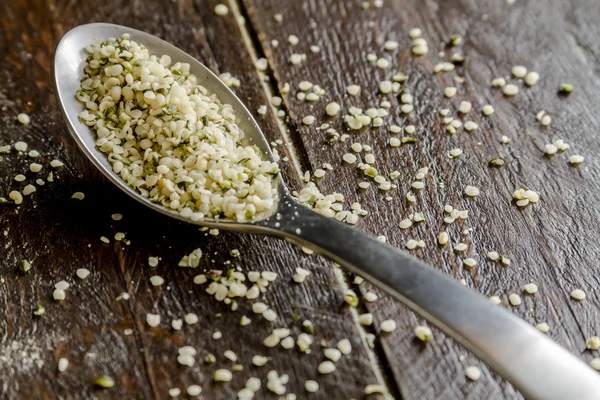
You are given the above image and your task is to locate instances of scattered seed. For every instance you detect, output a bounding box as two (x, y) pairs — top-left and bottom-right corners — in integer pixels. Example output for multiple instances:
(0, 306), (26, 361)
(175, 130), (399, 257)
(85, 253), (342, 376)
(214, 4), (229, 15)
(571, 289), (586, 301)
(94, 376), (115, 388)
(380, 319), (397, 333)
(465, 366), (481, 381)
(569, 155), (584, 165)
(509, 293), (522, 306)
(415, 325), (432, 342)
(536, 322), (550, 333)
(318, 361), (336, 374)
(17, 113), (31, 125)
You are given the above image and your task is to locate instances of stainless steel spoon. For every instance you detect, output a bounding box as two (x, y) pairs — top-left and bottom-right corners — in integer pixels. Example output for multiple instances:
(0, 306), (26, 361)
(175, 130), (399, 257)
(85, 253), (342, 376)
(53, 23), (600, 398)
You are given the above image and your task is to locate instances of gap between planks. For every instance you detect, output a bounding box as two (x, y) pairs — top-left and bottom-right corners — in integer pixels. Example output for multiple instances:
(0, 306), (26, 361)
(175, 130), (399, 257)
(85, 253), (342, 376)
(229, 0), (399, 397)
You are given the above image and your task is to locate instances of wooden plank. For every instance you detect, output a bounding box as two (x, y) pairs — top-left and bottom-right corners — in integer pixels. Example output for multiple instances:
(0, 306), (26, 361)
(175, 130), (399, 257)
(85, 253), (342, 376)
(241, 0), (600, 398)
(0, 0), (385, 398)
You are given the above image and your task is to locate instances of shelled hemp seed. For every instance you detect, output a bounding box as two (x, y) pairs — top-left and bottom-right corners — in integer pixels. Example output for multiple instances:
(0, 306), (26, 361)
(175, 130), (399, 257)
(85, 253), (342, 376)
(77, 35), (279, 222)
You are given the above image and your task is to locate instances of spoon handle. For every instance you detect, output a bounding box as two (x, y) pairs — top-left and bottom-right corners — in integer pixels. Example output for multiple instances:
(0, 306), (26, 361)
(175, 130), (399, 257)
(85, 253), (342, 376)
(270, 203), (600, 399)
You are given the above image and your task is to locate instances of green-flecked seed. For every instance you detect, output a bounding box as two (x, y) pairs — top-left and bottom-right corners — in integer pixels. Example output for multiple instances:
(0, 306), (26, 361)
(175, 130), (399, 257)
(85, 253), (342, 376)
(19, 260), (32, 273)
(489, 158), (505, 167)
(94, 376), (115, 388)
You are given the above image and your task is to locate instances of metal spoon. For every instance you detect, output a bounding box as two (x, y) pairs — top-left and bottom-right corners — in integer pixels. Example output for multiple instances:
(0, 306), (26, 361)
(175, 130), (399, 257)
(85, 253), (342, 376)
(53, 23), (600, 398)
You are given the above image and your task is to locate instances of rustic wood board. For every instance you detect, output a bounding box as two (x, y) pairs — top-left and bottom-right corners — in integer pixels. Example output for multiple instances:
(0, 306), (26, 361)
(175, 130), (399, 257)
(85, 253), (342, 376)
(0, 0), (385, 399)
(2, 0), (600, 399)
(242, 0), (600, 398)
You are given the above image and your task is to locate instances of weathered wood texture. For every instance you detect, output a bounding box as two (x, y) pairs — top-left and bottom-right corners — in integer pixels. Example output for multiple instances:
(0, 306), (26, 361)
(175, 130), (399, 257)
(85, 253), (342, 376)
(242, 0), (600, 399)
(2, 0), (600, 399)
(0, 0), (384, 399)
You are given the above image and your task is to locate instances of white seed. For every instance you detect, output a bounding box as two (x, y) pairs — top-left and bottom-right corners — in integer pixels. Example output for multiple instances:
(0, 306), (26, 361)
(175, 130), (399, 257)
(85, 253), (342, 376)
(337, 339), (352, 355)
(263, 333), (280, 347)
(14, 141), (28, 152)
(492, 77), (506, 87)
(172, 319), (183, 330)
(482, 105), (495, 115)
(177, 354), (195, 366)
(318, 361), (336, 374)
(280, 336), (294, 349)
(53, 288), (66, 301)
(591, 359), (600, 371)
(150, 275), (164, 286)
(23, 185), (36, 196)
(415, 325), (432, 342)
(489, 296), (501, 305)
(409, 28), (422, 39)
(523, 283), (538, 294)
(537, 113), (551, 126)
(465, 366), (481, 381)
(464, 121), (478, 132)
(379, 80), (393, 94)
(257, 105), (267, 115)
(384, 40), (399, 51)
(455, 243), (468, 252)
(464, 185), (480, 197)
(364, 291), (378, 302)
(463, 258), (477, 268)
(326, 102), (341, 116)
(30, 163), (42, 173)
(380, 319), (397, 333)
(359, 313), (373, 326)
(545, 144), (558, 155)
(343, 153), (357, 164)
(214, 369), (233, 382)
(305, 380), (319, 392)
(185, 313), (199, 324)
(324, 348), (342, 362)
(503, 84), (519, 96)
(255, 58), (268, 71)
(288, 35), (299, 45)
(536, 322), (549, 333)
(252, 355), (269, 366)
(569, 155), (584, 165)
(525, 71), (540, 86)
(586, 336), (600, 350)
(458, 101), (472, 114)
(76, 268), (90, 279)
(487, 251), (499, 261)
(214, 4), (229, 15)
(509, 293), (522, 306)
(571, 289), (586, 301)
(146, 313), (161, 327)
(449, 148), (463, 158)
(302, 115), (315, 125)
(437, 232), (449, 246)
(187, 385), (202, 396)
(444, 87), (457, 98)
(376, 58), (390, 69)
(512, 65), (527, 78)
(58, 358), (69, 372)
(347, 85), (361, 96)
(17, 113), (31, 124)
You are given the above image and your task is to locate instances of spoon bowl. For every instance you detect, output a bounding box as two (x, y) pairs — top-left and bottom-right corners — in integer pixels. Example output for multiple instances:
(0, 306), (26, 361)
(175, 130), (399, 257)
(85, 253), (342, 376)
(53, 23), (600, 399)
(53, 22), (285, 232)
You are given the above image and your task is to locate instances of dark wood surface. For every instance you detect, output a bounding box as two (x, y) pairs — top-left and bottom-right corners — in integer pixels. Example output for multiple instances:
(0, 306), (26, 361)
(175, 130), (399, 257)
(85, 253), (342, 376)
(1, 0), (600, 399)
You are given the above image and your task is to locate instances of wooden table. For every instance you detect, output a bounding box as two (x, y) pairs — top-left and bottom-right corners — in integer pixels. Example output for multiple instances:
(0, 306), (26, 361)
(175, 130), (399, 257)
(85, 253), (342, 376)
(2, 0), (600, 398)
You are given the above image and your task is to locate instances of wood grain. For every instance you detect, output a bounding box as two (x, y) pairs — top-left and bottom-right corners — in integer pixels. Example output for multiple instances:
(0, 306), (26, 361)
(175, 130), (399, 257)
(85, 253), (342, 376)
(0, 0), (385, 399)
(242, 0), (600, 398)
